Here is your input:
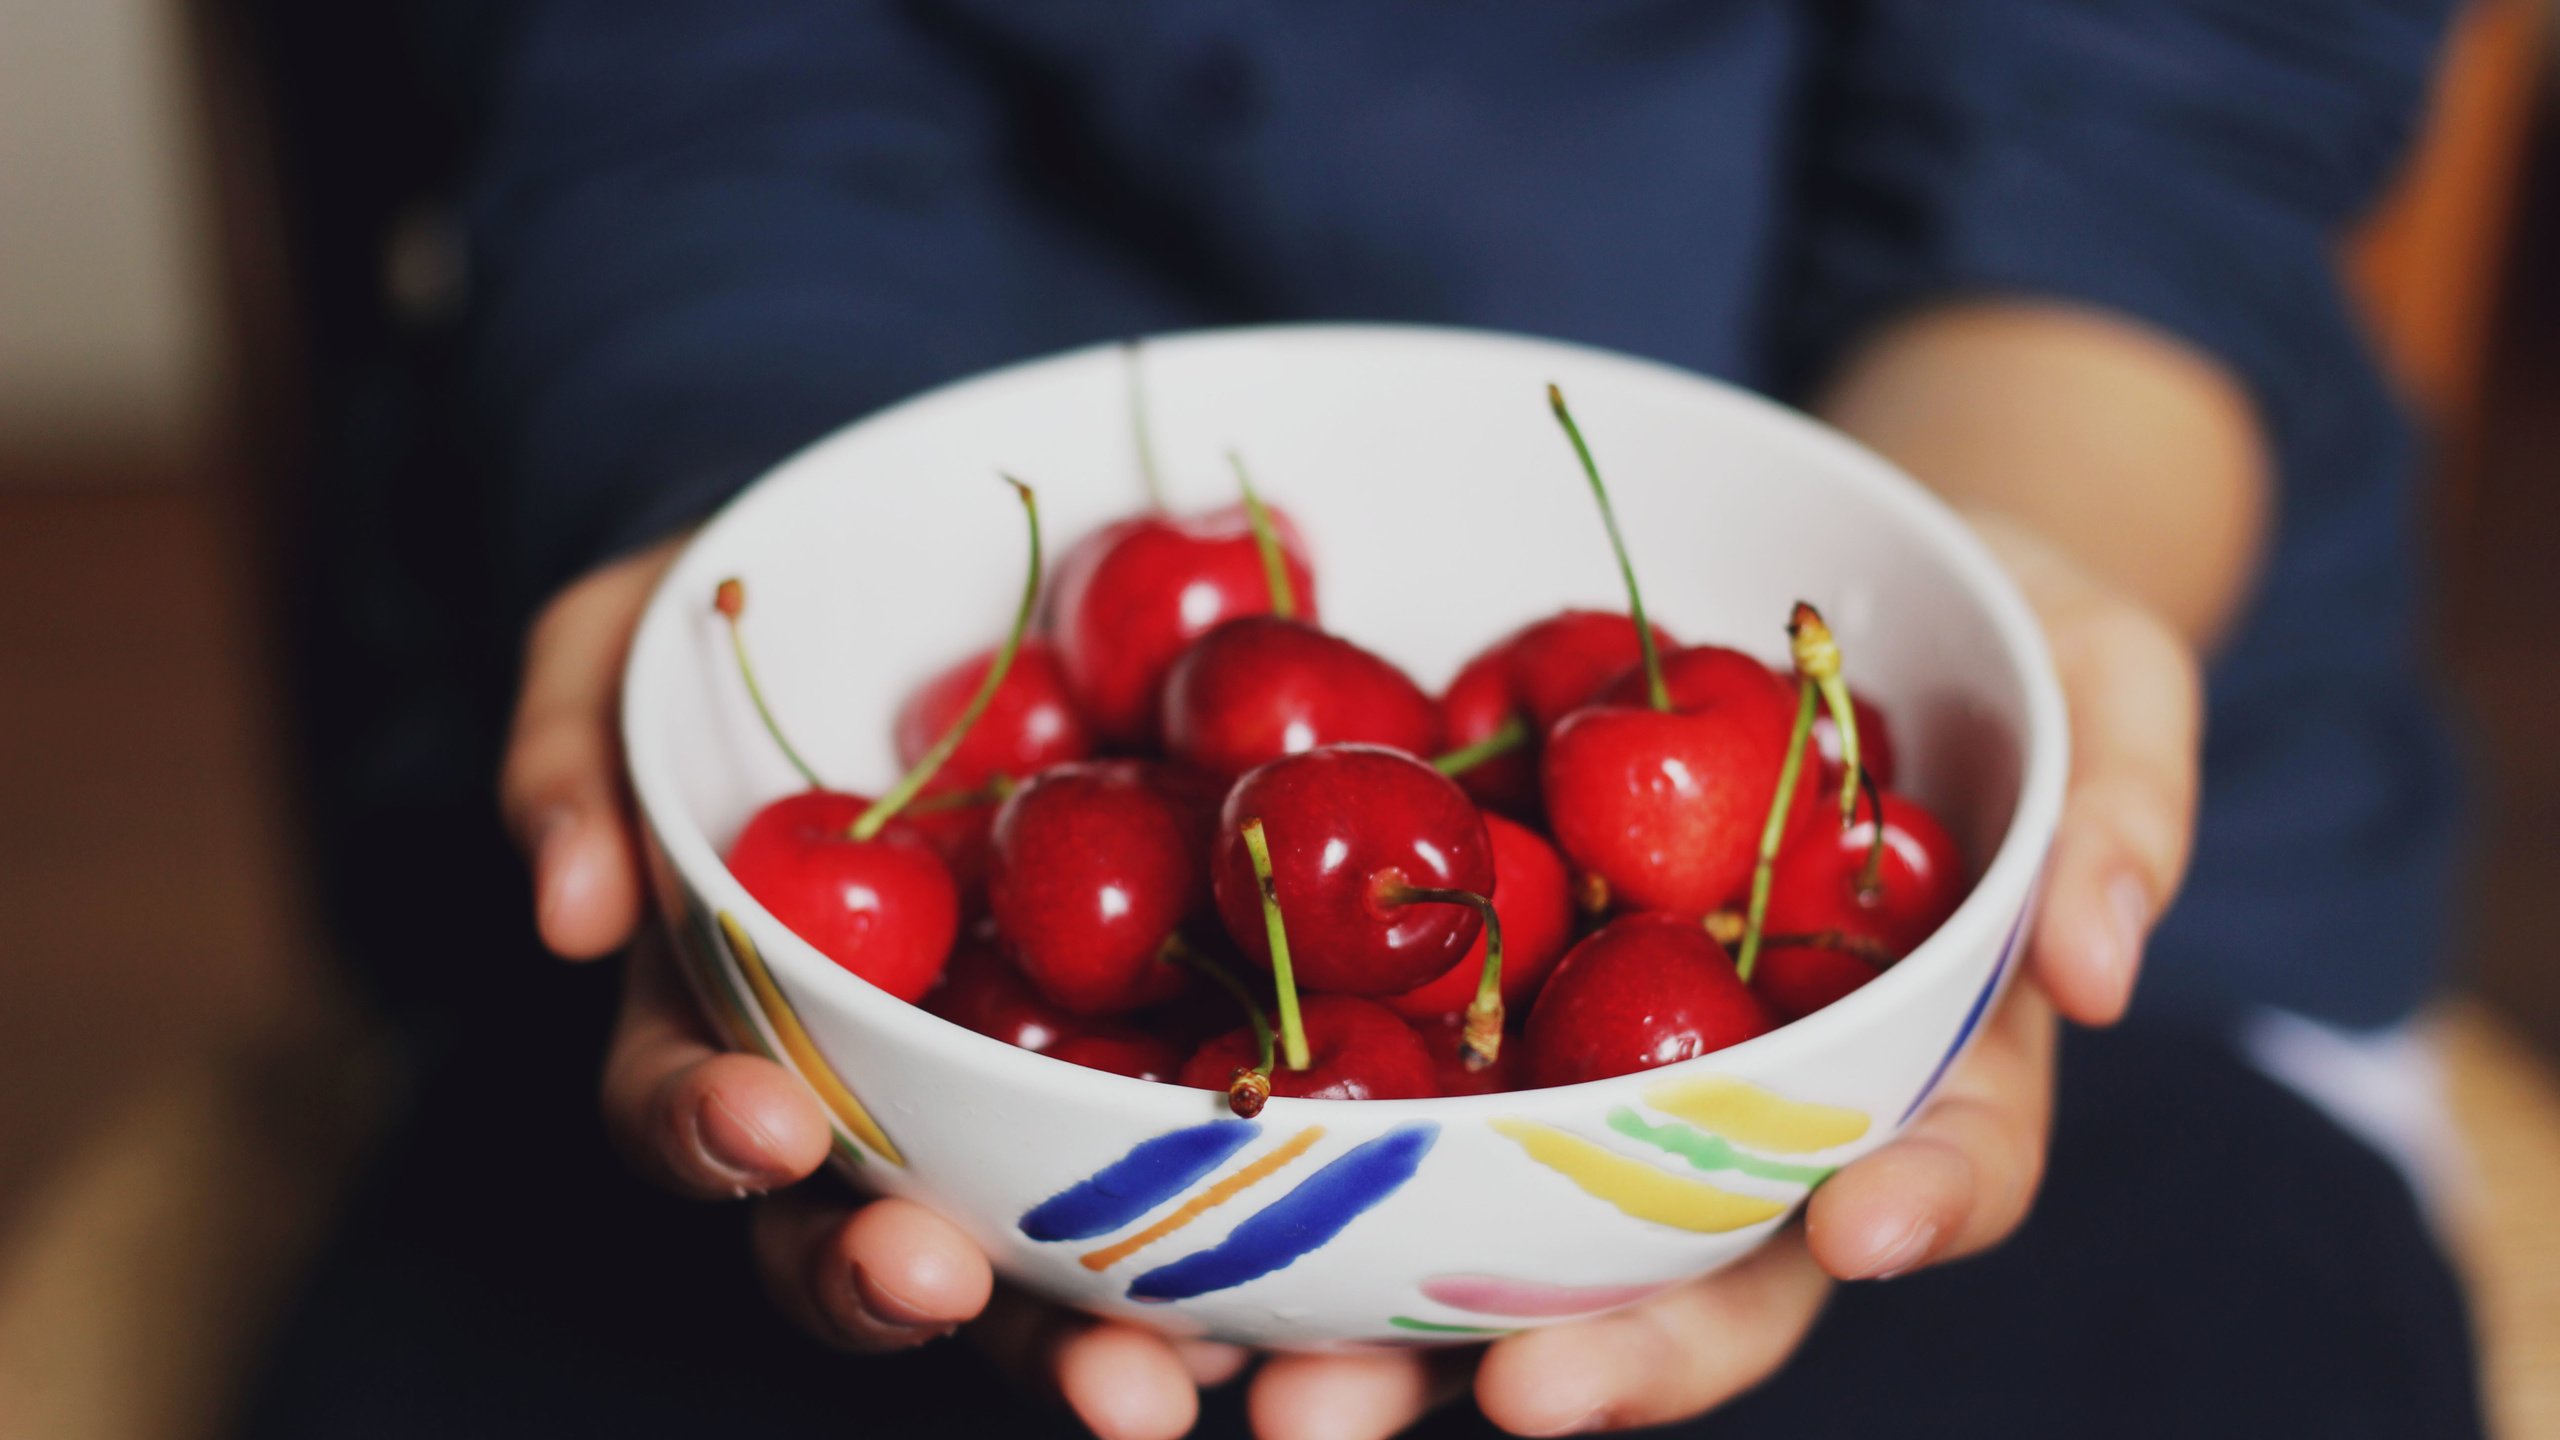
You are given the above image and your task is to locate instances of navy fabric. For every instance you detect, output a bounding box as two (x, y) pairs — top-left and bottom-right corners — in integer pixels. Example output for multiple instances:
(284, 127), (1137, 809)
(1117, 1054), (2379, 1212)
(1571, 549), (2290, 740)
(444, 0), (2463, 1032)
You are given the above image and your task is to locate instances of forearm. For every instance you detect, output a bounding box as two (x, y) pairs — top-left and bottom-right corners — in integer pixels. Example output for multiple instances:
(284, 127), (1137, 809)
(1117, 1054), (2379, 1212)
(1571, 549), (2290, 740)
(1816, 301), (2271, 652)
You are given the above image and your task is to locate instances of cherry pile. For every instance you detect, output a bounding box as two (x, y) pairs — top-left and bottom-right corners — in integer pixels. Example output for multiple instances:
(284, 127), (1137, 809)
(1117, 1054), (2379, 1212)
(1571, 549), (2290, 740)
(715, 369), (1965, 1111)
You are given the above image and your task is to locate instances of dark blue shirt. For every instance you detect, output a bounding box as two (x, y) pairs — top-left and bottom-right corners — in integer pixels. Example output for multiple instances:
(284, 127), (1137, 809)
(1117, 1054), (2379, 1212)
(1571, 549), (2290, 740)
(452, 1), (2462, 1030)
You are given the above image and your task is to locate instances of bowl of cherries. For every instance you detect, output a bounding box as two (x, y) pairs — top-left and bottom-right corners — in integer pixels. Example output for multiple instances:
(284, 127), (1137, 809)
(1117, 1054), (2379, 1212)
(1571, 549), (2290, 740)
(622, 325), (2066, 1351)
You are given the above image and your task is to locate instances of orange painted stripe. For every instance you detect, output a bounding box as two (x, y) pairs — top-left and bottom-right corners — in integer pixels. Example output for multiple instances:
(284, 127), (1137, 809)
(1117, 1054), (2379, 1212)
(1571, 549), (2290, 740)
(1079, 1126), (1325, 1272)
(719, 911), (906, 1167)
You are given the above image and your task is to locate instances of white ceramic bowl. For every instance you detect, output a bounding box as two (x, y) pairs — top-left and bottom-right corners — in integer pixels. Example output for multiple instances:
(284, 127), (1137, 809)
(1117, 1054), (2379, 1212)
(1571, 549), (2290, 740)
(622, 325), (2066, 1351)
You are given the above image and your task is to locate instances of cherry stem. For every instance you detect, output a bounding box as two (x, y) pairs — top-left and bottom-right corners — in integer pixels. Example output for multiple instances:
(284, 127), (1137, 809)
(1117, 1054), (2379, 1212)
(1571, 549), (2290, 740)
(715, 578), (825, 791)
(1230, 451), (1296, 620)
(1789, 602), (1861, 826)
(1761, 929), (1893, 969)
(1163, 935), (1276, 1115)
(1431, 714), (1530, 778)
(1854, 770), (1888, 901)
(851, 478), (1042, 842)
(1386, 884), (1505, 1070)
(1124, 339), (1167, 512)
(1549, 383), (1667, 713)
(1736, 675), (1819, 985)
(1239, 818), (1313, 1072)
(903, 772), (1019, 817)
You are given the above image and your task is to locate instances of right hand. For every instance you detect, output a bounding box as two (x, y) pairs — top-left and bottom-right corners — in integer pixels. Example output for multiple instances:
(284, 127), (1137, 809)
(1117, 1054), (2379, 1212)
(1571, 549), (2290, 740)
(498, 539), (1245, 1440)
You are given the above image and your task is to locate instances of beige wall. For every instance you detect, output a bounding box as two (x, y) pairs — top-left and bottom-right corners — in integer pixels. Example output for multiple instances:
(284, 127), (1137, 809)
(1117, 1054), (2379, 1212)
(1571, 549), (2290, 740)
(0, 0), (218, 471)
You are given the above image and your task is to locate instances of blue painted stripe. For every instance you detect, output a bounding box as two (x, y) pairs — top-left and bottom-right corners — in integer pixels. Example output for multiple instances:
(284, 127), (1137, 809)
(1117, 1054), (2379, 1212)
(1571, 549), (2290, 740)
(1897, 909), (2026, 1124)
(1019, 1120), (1261, 1242)
(1128, 1123), (1439, 1302)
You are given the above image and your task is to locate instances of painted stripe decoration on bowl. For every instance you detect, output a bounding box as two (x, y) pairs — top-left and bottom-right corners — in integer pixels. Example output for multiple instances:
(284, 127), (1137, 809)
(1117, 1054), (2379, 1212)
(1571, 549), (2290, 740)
(1079, 1127), (1327, 1272)
(1897, 904), (2029, 1123)
(676, 903), (870, 1169)
(1018, 1119), (1263, 1243)
(716, 910), (906, 1166)
(1128, 1123), (1441, 1303)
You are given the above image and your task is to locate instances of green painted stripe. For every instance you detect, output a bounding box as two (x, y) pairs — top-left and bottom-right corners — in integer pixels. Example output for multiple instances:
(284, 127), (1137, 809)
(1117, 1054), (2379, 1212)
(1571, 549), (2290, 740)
(1606, 1108), (1835, 1187)
(1387, 1316), (1516, 1336)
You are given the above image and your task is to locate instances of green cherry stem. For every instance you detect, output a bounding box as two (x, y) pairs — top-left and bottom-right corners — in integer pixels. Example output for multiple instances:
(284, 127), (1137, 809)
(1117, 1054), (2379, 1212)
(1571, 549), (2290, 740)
(1735, 673), (1818, 985)
(1385, 883), (1506, 1069)
(1124, 339), (1167, 512)
(1549, 383), (1667, 713)
(1239, 818), (1313, 1073)
(714, 578), (825, 791)
(1163, 933), (1277, 1116)
(1854, 769), (1888, 901)
(1431, 714), (1530, 778)
(850, 477), (1042, 842)
(901, 772), (1020, 818)
(1789, 602), (1862, 826)
(1230, 450), (1297, 620)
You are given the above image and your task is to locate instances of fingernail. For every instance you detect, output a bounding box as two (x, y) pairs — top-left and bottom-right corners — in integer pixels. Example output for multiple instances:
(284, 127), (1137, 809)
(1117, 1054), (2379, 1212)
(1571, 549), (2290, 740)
(851, 1261), (945, 1329)
(535, 814), (583, 932)
(694, 1091), (782, 1190)
(1520, 1401), (1608, 1436)
(1858, 1219), (1939, 1281)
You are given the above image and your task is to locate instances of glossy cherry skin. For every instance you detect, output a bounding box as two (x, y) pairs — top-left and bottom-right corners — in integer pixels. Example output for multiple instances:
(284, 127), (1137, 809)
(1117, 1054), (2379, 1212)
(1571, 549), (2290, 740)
(924, 927), (1082, 1052)
(1417, 1012), (1531, 1096)
(1753, 943), (1885, 1025)
(724, 790), (958, 1003)
(1808, 684), (1897, 796)
(1524, 914), (1772, 1088)
(1161, 616), (1440, 783)
(1178, 995), (1439, 1100)
(1211, 745), (1494, 996)
(987, 761), (1206, 1015)
(1542, 645), (1812, 916)
(1763, 789), (1963, 956)
(1049, 1030), (1186, 1083)
(1047, 506), (1319, 746)
(1383, 813), (1572, 1021)
(1439, 611), (1675, 813)
(895, 638), (1093, 795)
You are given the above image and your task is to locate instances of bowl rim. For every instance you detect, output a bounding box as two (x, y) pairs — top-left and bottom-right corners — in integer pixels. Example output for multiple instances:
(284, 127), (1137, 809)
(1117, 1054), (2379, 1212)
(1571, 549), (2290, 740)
(621, 322), (2070, 1123)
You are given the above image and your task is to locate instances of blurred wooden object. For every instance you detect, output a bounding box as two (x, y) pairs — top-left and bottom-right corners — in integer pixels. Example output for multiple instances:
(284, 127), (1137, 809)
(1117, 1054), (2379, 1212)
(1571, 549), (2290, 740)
(2350, 0), (2547, 476)
(2440, 1003), (2560, 1440)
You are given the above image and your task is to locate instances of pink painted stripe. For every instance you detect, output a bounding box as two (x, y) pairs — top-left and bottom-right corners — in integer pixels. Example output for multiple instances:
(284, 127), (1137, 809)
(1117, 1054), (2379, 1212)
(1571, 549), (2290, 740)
(1420, 1274), (1673, 1319)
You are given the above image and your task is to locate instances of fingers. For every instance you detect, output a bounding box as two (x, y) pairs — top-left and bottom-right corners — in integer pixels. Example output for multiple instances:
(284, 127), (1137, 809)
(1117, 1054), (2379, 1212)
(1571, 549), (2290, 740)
(1974, 516), (2201, 1025)
(974, 1291), (1207, 1440)
(1249, 1349), (1472, 1440)
(1806, 980), (2056, 1278)
(500, 538), (684, 960)
(752, 1192), (995, 1354)
(1472, 1233), (1829, 1435)
(600, 932), (832, 1198)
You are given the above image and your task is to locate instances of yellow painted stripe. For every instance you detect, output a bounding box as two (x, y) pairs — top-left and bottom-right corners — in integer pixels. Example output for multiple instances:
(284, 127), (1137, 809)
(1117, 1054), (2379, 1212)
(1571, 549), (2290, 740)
(1639, 1076), (1869, 1154)
(1079, 1126), (1326, 1272)
(719, 911), (905, 1167)
(1491, 1119), (1786, 1234)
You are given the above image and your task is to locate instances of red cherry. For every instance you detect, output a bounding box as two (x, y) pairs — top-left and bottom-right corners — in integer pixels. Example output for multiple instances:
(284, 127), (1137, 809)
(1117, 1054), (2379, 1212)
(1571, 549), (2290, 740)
(1809, 685), (1896, 795)
(1753, 942), (1885, 1024)
(1763, 789), (1963, 956)
(1178, 995), (1439, 1100)
(1417, 1012), (1531, 1096)
(925, 927), (1083, 1051)
(1439, 611), (1676, 812)
(1540, 652), (1813, 917)
(1211, 745), (1494, 995)
(987, 761), (1207, 1015)
(1049, 1030), (1186, 1083)
(1523, 913), (1772, 1087)
(1047, 506), (1318, 746)
(1161, 616), (1440, 782)
(902, 800), (998, 910)
(1383, 813), (1571, 1021)
(895, 639), (1092, 795)
(724, 790), (959, 1003)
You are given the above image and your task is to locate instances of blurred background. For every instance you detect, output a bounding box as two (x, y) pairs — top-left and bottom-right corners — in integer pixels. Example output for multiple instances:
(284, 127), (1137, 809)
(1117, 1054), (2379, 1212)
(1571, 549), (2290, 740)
(1, 2), (2557, 1435)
